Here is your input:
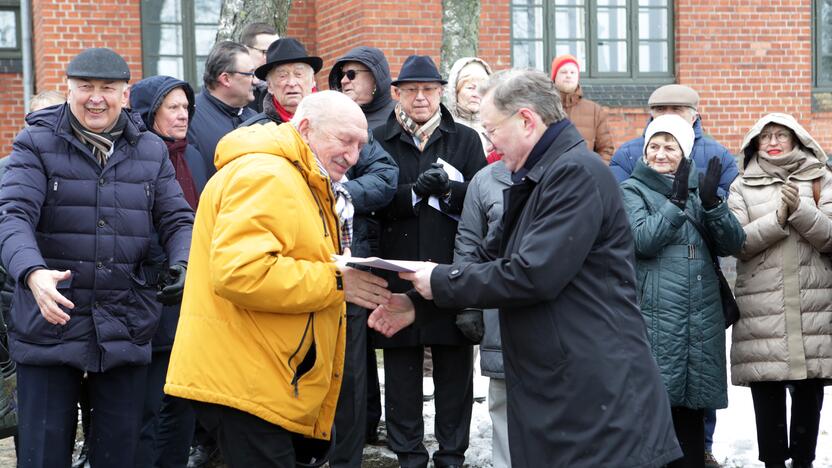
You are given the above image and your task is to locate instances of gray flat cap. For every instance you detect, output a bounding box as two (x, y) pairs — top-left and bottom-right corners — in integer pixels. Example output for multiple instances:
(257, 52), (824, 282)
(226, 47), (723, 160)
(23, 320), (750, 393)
(66, 48), (131, 82)
(648, 84), (699, 110)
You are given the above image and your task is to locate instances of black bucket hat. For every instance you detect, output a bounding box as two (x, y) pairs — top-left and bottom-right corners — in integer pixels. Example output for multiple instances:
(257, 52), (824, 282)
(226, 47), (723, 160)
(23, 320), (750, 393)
(66, 48), (131, 82)
(391, 55), (446, 86)
(254, 38), (323, 81)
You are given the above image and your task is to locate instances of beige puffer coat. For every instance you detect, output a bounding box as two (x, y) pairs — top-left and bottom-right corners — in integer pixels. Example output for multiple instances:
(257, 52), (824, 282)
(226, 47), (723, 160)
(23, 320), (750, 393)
(727, 113), (832, 386)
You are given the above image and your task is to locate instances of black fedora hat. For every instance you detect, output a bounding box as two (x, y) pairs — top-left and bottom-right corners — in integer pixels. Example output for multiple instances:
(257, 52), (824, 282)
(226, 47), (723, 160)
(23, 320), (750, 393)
(391, 55), (447, 86)
(255, 37), (323, 81)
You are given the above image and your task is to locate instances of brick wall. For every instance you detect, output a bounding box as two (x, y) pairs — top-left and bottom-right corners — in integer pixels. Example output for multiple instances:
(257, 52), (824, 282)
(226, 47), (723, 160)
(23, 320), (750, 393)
(0, 73), (25, 156)
(31, 0), (143, 92)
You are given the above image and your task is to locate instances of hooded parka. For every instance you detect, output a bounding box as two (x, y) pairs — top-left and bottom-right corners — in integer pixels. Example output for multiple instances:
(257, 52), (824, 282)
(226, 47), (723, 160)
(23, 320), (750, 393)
(328, 46), (396, 130)
(621, 159), (745, 409)
(430, 123), (681, 468)
(164, 122), (346, 440)
(444, 57), (492, 154)
(0, 104), (194, 371)
(727, 113), (832, 385)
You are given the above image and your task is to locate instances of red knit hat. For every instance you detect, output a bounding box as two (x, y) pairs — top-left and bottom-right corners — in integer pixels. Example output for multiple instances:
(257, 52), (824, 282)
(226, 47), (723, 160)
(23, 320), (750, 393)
(550, 54), (579, 80)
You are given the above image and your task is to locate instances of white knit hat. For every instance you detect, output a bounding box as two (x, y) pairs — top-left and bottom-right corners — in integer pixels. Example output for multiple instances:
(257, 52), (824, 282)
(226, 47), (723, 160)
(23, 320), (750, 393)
(643, 114), (695, 159)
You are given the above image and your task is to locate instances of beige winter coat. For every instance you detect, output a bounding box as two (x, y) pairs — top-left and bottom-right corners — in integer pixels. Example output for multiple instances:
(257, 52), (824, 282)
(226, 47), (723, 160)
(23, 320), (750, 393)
(728, 113), (832, 386)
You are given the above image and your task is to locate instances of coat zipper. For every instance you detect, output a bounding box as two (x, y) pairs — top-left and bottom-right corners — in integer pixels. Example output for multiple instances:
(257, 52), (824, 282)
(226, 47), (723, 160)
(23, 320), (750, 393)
(287, 313), (315, 397)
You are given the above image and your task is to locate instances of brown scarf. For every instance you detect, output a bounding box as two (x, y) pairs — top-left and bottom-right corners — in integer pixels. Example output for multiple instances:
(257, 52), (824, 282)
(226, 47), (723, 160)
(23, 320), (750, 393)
(164, 138), (199, 210)
(756, 148), (816, 181)
(395, 103), (441, 151)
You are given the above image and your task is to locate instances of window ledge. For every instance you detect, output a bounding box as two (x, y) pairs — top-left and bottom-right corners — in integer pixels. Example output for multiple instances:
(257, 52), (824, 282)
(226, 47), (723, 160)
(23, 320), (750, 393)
(812, 89), (832, 113)
(582, 81), (675, 108)
(0, 57), (21, 74)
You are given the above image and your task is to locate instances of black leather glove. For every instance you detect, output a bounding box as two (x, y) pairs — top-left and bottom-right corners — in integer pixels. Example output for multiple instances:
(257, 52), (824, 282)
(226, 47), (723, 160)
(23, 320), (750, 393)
(698, 157), (723, 209)
(157, 263), (187, 306)
(669, 157), (690, 210)
(455, 308), (484, 343)
(414, 163), (451, 198)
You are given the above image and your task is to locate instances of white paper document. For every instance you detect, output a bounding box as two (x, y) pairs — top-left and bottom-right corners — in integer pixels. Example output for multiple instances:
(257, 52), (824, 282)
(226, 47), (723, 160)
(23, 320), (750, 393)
(332, 255), (425, 273)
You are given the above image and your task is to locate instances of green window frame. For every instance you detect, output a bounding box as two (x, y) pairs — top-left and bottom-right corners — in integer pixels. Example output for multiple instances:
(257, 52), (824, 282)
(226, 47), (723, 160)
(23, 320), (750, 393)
(0, 0), (21, 60)
(141, 0), (222, 90)
(815, 0), (832, 90)
(510, 0), (674, 83)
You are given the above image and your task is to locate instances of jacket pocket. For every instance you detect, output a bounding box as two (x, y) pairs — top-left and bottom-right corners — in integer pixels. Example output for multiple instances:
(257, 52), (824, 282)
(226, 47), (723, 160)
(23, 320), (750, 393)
(288, 314), (318, 397)
(125, 266), (162, 344)
(9, 276), (71, 344)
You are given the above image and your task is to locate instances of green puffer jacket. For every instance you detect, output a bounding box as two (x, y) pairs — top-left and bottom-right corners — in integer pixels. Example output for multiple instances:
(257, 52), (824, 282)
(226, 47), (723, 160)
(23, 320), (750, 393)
(621, 159), (746, 409)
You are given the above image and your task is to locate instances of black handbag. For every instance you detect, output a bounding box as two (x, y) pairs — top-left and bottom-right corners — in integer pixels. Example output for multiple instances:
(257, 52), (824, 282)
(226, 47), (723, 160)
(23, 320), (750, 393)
(683, 210), (740, 329)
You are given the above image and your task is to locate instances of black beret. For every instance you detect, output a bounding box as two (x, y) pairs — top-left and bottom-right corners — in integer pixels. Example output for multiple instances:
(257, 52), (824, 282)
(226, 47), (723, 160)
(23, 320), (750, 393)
(66, 48), (131, 82)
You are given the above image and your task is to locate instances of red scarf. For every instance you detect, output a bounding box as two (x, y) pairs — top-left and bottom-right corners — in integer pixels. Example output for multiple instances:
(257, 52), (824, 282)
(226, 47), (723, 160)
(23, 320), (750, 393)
(164, 138), (199, 210)
(486, 150), (502, 164)
(272, 96), (295, 122)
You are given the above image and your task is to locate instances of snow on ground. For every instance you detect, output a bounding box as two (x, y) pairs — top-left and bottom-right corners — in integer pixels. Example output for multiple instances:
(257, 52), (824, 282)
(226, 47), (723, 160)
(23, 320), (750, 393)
(367, 336), (832, 467)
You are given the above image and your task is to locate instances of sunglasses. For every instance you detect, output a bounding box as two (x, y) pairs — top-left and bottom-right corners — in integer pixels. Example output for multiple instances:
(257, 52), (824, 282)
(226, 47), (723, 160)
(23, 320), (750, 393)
(343, 69), (370, 81)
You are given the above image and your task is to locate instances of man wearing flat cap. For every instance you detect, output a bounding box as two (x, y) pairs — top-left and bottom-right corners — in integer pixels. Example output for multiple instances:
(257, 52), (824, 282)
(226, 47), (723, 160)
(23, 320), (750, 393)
(610, 84), (738, 197)
(0, 47), (194, 467)
(242, 37), (322, 126)
(373, 54), (485, 468)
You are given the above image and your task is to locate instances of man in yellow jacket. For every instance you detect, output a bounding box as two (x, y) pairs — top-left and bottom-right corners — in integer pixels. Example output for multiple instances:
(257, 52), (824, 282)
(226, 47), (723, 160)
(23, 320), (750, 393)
(165, 90), (391, 467)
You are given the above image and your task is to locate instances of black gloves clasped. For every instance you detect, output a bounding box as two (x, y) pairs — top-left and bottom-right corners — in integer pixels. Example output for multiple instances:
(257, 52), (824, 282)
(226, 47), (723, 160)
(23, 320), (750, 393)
(414, 163), (451, 198)
(455, 308), (484, 343)
(157, 263), (187, 306)
(698, 157), (723, 209)
(669, 157), (690, 210)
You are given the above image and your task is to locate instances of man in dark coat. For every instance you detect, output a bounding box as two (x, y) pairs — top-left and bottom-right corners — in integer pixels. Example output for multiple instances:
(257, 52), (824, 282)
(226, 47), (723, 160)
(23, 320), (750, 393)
(327, 43), (397, 448)
(373, 55), (486, 468)
(328, 46), (397, 130)
(129, 75), (209, 468)
(241, 37), (322, 127)
(369, 69), (682, 468)
(187, 41), (257, 179)
(327, 47), (399, 468)
(0, 48), (194, 468)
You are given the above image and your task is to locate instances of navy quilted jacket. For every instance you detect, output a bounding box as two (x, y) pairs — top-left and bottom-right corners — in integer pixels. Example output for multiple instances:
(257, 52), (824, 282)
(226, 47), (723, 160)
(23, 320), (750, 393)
(0, 104), (194, 371)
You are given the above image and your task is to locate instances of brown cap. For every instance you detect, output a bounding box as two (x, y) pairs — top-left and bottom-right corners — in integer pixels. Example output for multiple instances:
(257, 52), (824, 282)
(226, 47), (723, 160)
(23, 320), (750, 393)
(647, 84), (699, 110)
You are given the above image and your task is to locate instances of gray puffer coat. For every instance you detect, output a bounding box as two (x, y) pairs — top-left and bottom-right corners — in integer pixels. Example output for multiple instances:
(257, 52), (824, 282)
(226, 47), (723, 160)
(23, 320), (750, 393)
(728, 113), (832, 385)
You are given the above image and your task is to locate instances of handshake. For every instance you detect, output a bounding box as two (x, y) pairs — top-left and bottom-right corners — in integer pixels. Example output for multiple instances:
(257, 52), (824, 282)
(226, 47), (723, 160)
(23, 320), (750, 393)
(413, 163), (451, 199)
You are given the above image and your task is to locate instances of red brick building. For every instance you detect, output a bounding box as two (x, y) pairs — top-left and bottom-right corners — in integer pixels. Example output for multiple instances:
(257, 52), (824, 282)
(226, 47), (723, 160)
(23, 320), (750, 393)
(1, 0), (830, 158)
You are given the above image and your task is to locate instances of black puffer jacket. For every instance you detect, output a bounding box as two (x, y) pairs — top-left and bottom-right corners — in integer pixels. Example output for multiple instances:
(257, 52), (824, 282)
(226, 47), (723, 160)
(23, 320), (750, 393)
(328, 46), (396, 130)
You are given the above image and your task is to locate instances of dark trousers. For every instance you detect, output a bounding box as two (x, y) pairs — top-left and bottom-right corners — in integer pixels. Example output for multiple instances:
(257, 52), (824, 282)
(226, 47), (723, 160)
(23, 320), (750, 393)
(366, 336), (382, 440)
(704, 408), (716, 452)
(17, 363), (147, 468)
(667, 406), (705, 468)
(331, 312), (368, 468)
(750, 379), (824, 464)
(383, 345), (473, 468)
(191, 401), (295, 468)
(136, 350), (196, 468)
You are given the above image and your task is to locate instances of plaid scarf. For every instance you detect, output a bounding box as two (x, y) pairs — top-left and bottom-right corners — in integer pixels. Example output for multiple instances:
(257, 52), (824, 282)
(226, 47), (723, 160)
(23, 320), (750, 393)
(395, 103), (442, 151)
(314, 157), (354, 251)
(68, 110), (127, 167)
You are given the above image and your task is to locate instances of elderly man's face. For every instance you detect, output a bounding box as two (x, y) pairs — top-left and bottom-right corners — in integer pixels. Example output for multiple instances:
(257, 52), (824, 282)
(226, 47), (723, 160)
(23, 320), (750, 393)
(67, 78), (128, 133)
(340, 61), (376, 106)
(393, 81), (443, 124)
(309, 120), (368, 181)
(153, 87), (189, 140)
(267, 62), (315, 113)
(650, 105), (697, 125)
(480, 94), (534, 172)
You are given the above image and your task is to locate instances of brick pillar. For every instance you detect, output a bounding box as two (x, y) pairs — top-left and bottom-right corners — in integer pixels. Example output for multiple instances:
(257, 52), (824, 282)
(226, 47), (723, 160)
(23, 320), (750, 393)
(0, 73), (25, 155)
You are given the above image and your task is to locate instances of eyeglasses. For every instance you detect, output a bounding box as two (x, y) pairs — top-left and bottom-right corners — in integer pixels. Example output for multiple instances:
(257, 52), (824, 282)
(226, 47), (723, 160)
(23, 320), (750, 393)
(397, 85), (441, 98)
(483, 110), (519, 146)
(228, 71), (256, 78)
(343, 69), (371, 81)
(758, 131), (791, 143)
(247, 46), (268, 57)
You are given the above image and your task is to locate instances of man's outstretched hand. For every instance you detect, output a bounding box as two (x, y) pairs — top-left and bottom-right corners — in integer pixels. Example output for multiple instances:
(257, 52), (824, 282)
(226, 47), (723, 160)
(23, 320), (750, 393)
(336, 249), (392, 309)
(399, 262), (437, 300)
(27, 269), (74, 325)
(368, 293), (416, 337)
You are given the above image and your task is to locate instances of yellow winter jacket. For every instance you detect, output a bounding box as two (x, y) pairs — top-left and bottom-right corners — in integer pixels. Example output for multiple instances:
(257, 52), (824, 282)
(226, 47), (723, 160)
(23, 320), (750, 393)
(165, 122), (346, 440)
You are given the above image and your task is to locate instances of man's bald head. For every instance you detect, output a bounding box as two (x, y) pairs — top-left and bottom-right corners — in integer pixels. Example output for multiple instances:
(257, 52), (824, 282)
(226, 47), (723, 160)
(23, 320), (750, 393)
(292, 91), (368, 180)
